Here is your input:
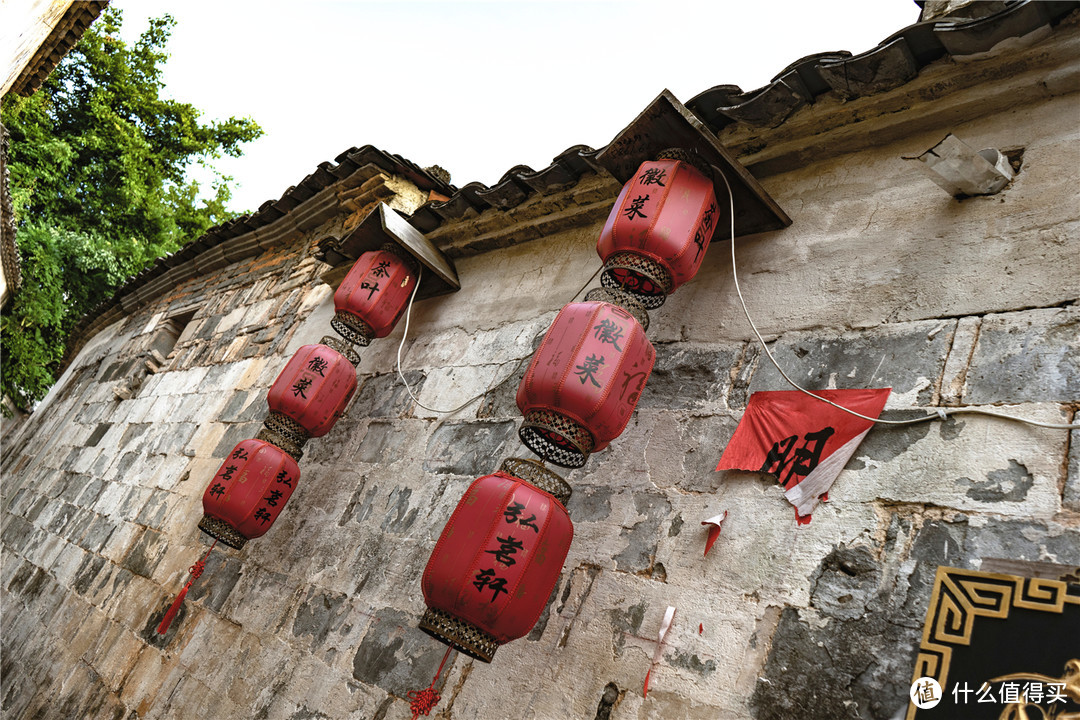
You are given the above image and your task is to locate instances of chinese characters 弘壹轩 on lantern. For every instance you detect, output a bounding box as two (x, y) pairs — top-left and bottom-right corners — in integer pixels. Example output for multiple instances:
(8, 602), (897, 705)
(596, 151), (720, 308)
(332, 246), (417, 346)
(419, 461), (573, 662)
(198, 439), (300, 549)
(516, 299), (655, 468)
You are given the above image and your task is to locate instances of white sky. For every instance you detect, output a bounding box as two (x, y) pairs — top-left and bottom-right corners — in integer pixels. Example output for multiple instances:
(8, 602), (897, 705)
(112, 0), (921, 213)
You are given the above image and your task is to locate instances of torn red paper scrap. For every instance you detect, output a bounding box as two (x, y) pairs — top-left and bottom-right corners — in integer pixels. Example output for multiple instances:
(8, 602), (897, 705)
(716, 389), (890, 519)
(643, 605), (676, 698)
(701, 511), (728, 557)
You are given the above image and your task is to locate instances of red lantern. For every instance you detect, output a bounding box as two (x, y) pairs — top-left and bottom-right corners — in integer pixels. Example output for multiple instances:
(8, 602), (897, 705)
(596, 152), (719, 307)
(516, 300), (654, 468)
(198, 439), (300, 549)
(332, 247), (417, 345)
(265, 342), (357, 440)
(420, 464), (572, 662)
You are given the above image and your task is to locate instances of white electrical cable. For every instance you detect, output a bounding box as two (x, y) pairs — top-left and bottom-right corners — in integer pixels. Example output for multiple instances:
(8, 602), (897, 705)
(716, 168), (1080, 431)
(394, 264), (603, 416)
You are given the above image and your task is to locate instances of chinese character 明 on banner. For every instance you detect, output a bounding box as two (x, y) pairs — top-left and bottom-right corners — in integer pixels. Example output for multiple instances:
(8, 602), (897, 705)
(716, 389), (890, 523)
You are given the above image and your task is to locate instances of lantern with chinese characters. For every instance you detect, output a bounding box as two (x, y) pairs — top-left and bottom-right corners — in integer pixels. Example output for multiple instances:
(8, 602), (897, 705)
(198, 439), (300, 549)
(264, 341), (358, 442)
(516, 297), (654, 468)
(332, 246), (417, 346)
(596, 149), (720, 308)
(419, 460), (572, 662)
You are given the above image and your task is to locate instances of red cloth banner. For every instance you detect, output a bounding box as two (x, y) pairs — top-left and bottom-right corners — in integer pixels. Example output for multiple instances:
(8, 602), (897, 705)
(716, 389), (891, 522)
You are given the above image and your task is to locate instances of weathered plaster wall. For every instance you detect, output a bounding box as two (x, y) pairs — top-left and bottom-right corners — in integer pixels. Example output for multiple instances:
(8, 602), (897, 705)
(2, 25), (1078, 720)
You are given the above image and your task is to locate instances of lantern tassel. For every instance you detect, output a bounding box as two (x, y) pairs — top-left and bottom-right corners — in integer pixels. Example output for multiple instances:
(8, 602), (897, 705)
(156, 540), (216, 635)
(408, 645), (453, 719)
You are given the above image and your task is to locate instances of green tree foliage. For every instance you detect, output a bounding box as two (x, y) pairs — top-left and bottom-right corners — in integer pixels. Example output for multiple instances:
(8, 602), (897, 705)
(1, 8), (262, 411)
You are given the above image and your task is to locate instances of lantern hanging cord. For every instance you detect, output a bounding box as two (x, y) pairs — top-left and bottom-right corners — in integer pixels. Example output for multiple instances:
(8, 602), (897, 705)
(718, 169), (1080, 431)
(407, 644), (453, 718)
(395, 264), (603, 415)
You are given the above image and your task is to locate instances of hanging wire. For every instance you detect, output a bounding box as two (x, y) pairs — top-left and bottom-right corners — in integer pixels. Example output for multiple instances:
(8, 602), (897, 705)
(394, 263), (604, 416)
(716, 168), (1079, 430)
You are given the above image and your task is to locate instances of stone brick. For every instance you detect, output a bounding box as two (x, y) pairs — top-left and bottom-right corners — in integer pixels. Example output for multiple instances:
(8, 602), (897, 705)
(964, 306), (1080, 404)
(747, 319), (954, 407)
(939, 316), (980, 405)
(187, 551), (243, 613)
(422, 420), (516, 476)
(135, 488), (173, 530)
(351, 420), (407, 465)
(290, 585), (352, 650)
(119, 527), (167, 579)
(81, 514), (117, 553)
(118, 423), (153, 454)
(639, 343), (740, 411)
(350, 607), (448, 696)
(220, 566), (298, 635)
(353, 371), (425, 418)
(411, 364), (501, 421)
(612, 490), (673, 576)
(211, 421), (263, 459)
(839, 404), (1066, 517)
(144, 422), (200, 457)
(217, 388), (262, 423)
(84, 423), (112, 448)
(1065, 428), (1079, 512)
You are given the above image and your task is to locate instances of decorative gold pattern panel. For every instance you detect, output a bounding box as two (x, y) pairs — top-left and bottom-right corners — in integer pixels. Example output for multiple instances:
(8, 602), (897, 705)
(907, 566), (1080, 720)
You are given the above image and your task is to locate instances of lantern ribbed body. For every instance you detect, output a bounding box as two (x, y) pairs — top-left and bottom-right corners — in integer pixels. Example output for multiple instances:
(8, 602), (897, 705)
(516, 301), (654, 467)
(597, 159), (719, 301)
(420, 472), (572, 662)
(333, 249), (416, 339)
(266, 343), (357, 438)
(200, 439), (300, 548)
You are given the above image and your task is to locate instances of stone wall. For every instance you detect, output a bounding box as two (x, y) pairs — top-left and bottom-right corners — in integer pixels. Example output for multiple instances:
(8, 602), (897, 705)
(2, 20), (1078, 720)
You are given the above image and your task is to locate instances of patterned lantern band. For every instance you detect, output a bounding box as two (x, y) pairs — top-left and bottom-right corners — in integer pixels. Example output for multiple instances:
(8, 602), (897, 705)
(419, 461), (572, 662)
(198, 439), (300, 549)
(261, 341), (358, 460)
(332, 245), (418, 347)
(516, 300), (655, 468)
(596, 149), (720, 308)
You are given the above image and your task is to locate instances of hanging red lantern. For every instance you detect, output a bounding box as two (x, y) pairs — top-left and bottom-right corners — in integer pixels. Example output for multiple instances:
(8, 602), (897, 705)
(419, 462), (572, 662)
(596, 150), (719, 308)
(198, 439), (300, 549)
(264, 342), (357, 443)
(516, 299), (654, 468)
(332, 246), (417, 346)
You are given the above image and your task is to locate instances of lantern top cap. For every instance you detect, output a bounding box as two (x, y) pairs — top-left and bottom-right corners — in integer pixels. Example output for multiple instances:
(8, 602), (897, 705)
(323, 203), (460, 300)
(595, 90), (791, 239)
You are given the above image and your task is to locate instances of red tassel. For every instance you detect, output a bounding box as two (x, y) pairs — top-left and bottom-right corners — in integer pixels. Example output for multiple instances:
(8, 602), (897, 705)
(156, 540), (216, 635)
(408, 645), (453, 718)
(156, 584), (189, 635)
(407, 687), (440, 718)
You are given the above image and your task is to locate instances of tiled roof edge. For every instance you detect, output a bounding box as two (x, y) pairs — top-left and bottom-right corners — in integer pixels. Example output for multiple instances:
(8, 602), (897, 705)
(688, 0), (1078, 130)
(408, 0), (1079, 235)
(8, 1), (110, 98)
(62, 145), (453, 362)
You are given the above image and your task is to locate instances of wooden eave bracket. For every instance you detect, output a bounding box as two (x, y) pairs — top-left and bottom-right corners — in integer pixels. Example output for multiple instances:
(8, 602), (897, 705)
(595, 89), (792, 238)
(319, 203), (460, 300)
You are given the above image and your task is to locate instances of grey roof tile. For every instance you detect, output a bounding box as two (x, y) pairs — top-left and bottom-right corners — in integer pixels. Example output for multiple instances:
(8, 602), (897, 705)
(934, 0), (1057, 55)
(815, 37), (920, 100)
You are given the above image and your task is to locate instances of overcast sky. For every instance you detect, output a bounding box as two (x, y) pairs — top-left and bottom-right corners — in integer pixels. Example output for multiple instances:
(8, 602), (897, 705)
(112, 0), (921, 213)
